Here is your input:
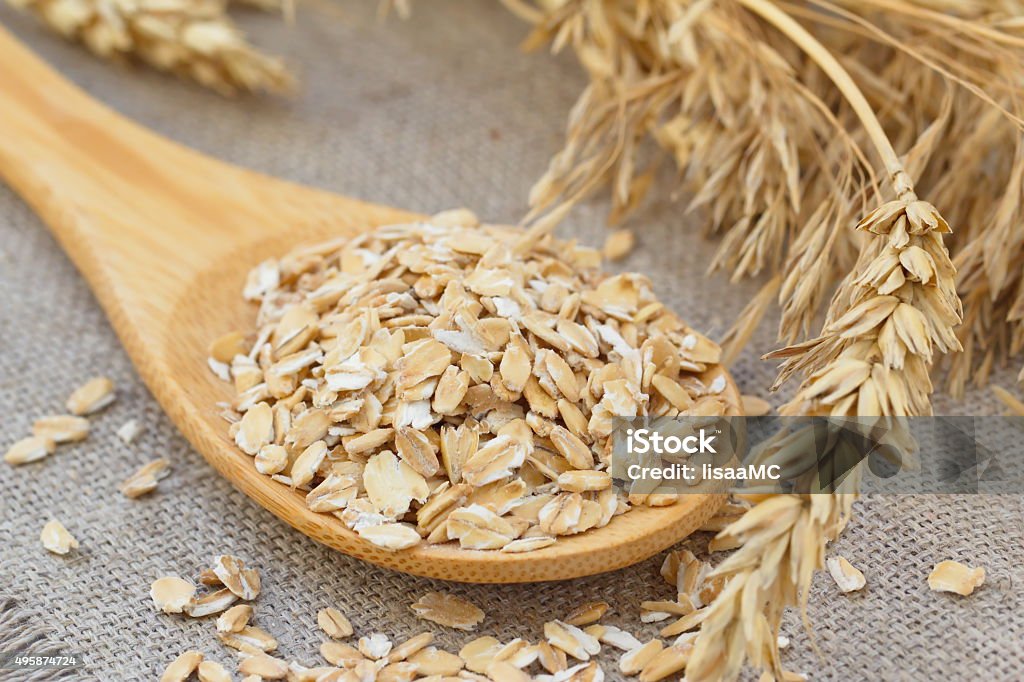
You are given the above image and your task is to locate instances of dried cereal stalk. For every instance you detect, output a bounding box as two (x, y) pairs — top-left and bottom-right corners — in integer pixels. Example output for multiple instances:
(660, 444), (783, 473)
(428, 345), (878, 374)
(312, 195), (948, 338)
(5, 0), (293, 94)
(506, 0), (1024, 399)
(750, 0), (961, 417)
(686, 493), (855, 681)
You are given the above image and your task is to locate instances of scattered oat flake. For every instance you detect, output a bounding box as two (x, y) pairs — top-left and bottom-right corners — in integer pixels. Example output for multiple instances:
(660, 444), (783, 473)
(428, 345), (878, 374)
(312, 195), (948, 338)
(66, 376), (116, 415)
(740, 394), (772, 416)
(185, 588), (238, 617)
(238, 652), (289, 679)
(411, 591), (485, 631)
(151, 576), (196, 614)
(620, 640), (663, 676)
(545, 620), (601, 660)
(928, 560), (985, 596)
(826, 556), (866, 593)
(320, 640), (362, 667)
(358, 633), (393, 660)
(5, 435), (55, 466)
(219, 625), (277, 653)
(408, 646), (464, 676)
(197, 660), (231, 682)
(117, 419), (144, 444)
(40, 519), (78, 555)
(603, 229), (635, 261)
(32, 415), (89, 443)
(160, 650), (204, 682)
(639, 643), (690, 681)
(318, 607), (354, 639)
(212, 554), (260, 600)
(120, 458), (170, 498)
(216, 604), (253, 633)
(599, 625), (642, 651)
(564, 601), (609, 626)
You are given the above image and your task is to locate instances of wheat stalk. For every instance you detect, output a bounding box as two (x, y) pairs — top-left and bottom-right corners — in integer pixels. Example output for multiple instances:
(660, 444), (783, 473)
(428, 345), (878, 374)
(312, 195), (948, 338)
(5, 0), (293, 94)
(687, 492), (856, 681)
(746, 0), (961, 417)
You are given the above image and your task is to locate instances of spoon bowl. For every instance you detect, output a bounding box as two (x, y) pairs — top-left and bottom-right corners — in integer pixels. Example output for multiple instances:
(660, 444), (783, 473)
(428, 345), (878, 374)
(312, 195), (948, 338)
(0, 26), (739, 582)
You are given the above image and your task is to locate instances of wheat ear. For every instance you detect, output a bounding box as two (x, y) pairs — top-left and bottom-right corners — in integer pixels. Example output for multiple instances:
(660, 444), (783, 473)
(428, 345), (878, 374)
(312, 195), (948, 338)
(745, 0), (961, 417)
(688, 2), (959, 679)
(5, 0), (293, 94)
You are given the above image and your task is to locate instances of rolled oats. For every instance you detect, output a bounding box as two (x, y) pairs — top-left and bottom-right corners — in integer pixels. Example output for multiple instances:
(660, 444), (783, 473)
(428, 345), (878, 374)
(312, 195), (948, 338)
(151, 576), (197, 614)
(66, 376), (116, 415)
(388, 632), (434, 663)
(410, 591), (485, 631)
(357, 522), (422, 550)
(544, 620), (601, 661)
(826, 556), (866, 593)
(408, 646), (465, 676)
(32, 415), (90, 443)
(213, 215), (724, 552)
(4, 435), (55, 466)
(185, 588), (239, 617)
(219, 625), (277, 653)
(928, 560), (985, 596)
(318, 607), (355, 639)
(216, 604), (253, 633)
(321, 641), (363, 667)
(619, 640), (663, 676)
(358, 633), (393, 660)
(116, 419), (144, 444)
(120, 458), (170, 498)
(563, 601), (609, 627)
(211, 554), (261, 600)
(602, 229), (635, 261)
(40, 519), (78, 555)
(238, 652), (289, 679)
(161, 651), (204, 682)
(197, 660), (231, 682)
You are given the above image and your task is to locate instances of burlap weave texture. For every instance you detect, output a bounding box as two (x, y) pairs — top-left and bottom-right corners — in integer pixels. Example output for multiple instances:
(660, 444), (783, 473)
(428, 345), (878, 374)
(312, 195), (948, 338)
(0, 1), (1021, 680)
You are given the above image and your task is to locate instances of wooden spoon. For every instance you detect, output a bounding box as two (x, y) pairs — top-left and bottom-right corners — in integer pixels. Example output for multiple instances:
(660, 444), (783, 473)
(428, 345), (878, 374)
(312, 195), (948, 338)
(0, 27), (740, 583)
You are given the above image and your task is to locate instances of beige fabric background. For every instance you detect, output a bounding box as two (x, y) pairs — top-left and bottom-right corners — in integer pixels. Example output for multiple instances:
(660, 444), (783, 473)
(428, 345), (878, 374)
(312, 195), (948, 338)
(0, 1), (1022, 680)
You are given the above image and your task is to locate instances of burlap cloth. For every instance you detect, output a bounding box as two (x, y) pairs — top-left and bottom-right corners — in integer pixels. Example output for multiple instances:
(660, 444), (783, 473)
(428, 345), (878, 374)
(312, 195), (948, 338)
(0, 2), (1021, 680)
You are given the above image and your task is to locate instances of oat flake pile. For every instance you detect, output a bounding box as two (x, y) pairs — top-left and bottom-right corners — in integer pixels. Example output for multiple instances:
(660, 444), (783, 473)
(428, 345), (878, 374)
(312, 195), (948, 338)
(213, 210), (728, 553)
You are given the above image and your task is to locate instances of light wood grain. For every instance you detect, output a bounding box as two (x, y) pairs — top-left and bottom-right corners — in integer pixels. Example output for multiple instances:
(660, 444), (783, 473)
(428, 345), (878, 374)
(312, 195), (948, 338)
(0, 26), (740, 582)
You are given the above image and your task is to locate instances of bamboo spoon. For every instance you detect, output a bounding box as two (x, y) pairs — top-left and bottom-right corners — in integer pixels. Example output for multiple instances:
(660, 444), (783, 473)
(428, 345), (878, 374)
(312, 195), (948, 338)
(0, 26), (739, 583)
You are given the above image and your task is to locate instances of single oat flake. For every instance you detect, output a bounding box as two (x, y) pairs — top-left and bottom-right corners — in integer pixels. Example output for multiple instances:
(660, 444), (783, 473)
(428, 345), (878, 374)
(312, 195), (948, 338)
(410, 591), (485, 631)
(66, 376), (116, 415)
(160, 651), (204, 682)
(150, 576), (197, 614)
(826, 556), (866, 593)
(928, 560), (986, 596)
(602, 229), (635, 261)
(32, 415), (90, 443)
(4, 435), (55, 466)
(116, 419), (144, 444)
(196, 660), (231, 682)
(120, 458), (170, 498)
(318, 606), (354, 639)
(216, 604), (253, 633)
(40, 519), (78, 555)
